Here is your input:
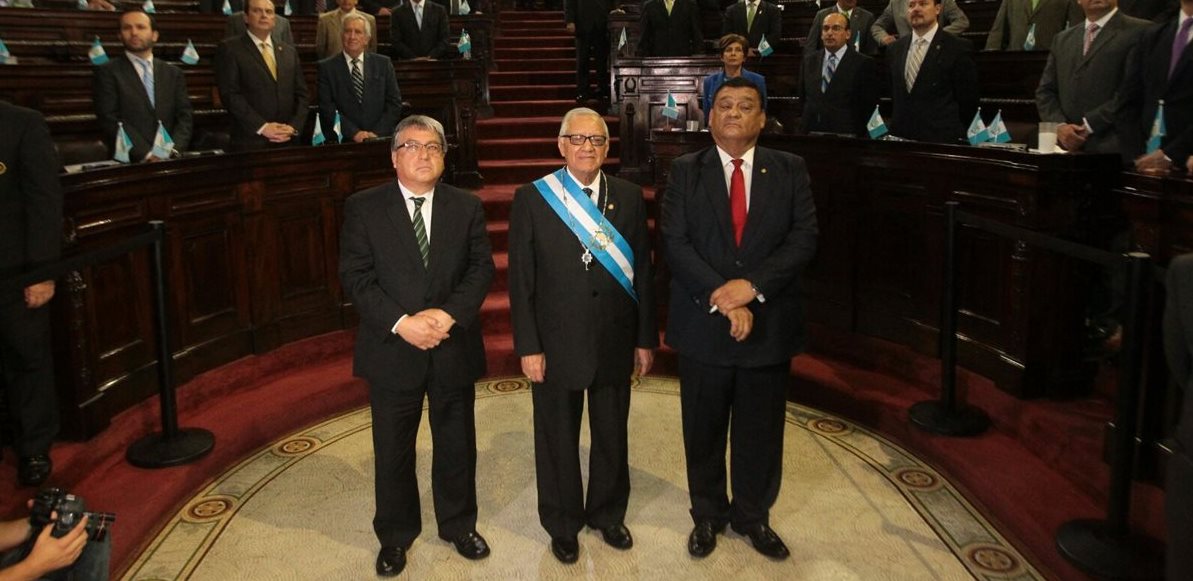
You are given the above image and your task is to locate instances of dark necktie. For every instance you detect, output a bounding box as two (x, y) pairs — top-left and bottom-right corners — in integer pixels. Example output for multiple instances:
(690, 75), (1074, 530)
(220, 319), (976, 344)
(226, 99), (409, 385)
(822, 53), (837, 93)
(351, 57), (364, 103)
(411, 197), (429, 267)
(730, 159), (746, 246)
(1171, 18), (1193, 79)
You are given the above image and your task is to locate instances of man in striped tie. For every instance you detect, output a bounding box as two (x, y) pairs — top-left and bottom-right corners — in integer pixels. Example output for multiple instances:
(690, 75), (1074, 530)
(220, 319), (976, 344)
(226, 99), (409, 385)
(316, 12), (402, 143)
(796, 11), (879, 136)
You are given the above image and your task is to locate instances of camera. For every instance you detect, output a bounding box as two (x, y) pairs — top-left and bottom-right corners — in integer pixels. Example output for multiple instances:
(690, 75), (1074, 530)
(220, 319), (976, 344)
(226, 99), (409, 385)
(28, 488), (115, 542)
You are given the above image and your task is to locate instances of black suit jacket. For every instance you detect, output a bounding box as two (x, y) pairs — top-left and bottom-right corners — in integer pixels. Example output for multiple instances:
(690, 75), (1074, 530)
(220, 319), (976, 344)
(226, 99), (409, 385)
(565, 0), (614, 37)
(637, 0), (704, 57)
(721, 0), (782, 51)
(889, 30), (978, 143)
(317, 52), (403, 142)
(216, 34), (310, 148)
(797, 47), (879, 136)
(390, 1), (452, 59)
(0, 102), (62, 282)
(661, 146), (818, 367)
(1123, 17), (1193, 162)
(93, 56), (194, 160)
(508, 173), (657, 390)
(805, 6), (879, 56)
(340, 181), (494, 391)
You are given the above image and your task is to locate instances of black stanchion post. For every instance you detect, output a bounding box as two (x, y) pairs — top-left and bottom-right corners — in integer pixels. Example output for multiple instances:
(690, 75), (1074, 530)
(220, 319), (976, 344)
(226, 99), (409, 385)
(126, 221), (216, 468)
(909, 201), (990, 436)
(1055, 252), (1164, 579)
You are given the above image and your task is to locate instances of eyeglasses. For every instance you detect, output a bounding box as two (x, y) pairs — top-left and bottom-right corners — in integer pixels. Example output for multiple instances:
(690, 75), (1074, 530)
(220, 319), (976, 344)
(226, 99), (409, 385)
(397, 141), (446, 156)
(560, 134), (609, 146)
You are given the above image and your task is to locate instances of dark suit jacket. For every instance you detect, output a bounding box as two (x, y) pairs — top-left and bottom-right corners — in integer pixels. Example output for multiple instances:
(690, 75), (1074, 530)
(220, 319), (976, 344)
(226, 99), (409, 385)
(224, 13), (296, 46)
(1122, 16), (1193, 162)
(508, 173), (657, 390)
(661, 146), (818, 367)
(390, 1), (451, 59)
(1120, 0), (1180, 21)
(317, 52), (403, 142)
(565, 0), (614, 37)
(985, 0), (1081, 51)
(93, 56), (194, 160)
(805, 6), (879, 56)
(339, 181), (494, 391)
(0, 102), (62, 282)
(638, 0), (704, 57)
(1036, 11), (1149, 154)
(216, 33), (310, 148)
(721, 0), (782, 50)
(889, 30), (979, 143)
(797, 47), (879, 136)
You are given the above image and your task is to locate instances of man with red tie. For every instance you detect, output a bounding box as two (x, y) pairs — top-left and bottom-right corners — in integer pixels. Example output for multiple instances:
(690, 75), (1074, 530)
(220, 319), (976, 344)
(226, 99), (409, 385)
(660, 76), (818, 561)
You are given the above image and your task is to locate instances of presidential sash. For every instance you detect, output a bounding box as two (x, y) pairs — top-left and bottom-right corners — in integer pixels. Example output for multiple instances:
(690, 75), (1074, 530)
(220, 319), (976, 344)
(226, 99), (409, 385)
(532, 169), (638, 302)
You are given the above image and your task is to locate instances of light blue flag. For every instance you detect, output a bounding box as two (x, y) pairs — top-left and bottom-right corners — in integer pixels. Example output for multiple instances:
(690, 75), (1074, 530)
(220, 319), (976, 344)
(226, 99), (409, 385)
(284, 0), (292, 15)
(853, 30), (861, 52)
(0, 37), (10, 65)
(113, 122), (133, 163)
(334, 111), (343, 143)
(459, 0), (470, 14)
(987, 110), (1012, 143)
(312, 115), (326, 146)
(151, 121), (175, 159)
(181, 39), (200, 65)
(661, 91), (680, 120)
(458, 29), (472, 54)
(966, 110), (989, 145)
(222, 0), (232, 15)
(142, 0), (155, 13)
(1147, 100), (1166, 153)
(1023, 23), (1036, 51)
(88, 36), (109, 65)
(866, 106), (888, 139)
(77, 0), (88, 9)
(758, 34), (773, 57)
(618, 27), (627, 51)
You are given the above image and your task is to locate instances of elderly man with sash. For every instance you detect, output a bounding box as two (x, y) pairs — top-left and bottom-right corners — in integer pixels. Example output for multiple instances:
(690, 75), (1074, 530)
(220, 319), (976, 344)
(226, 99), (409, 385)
(508, 107), (657, 565)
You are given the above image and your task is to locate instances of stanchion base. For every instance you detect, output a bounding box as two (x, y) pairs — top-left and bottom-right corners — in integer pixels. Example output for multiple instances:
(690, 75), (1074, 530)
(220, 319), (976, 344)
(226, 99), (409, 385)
(908, 400), (990, 437)
(126, 428), (215, 469)
(1056, 519), (1164, 580)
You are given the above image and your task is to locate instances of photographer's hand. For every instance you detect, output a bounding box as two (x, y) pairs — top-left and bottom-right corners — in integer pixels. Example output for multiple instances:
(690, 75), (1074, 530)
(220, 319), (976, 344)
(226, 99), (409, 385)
(1, 516), (89, 581)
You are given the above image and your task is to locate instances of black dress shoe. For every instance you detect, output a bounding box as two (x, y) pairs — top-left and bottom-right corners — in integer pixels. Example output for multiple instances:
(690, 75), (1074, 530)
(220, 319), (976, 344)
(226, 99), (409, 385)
(376, 546), (406, 577)
(687, 520), (720, 557)
(594, 523), (633, 549)
(731, 523), (790, 560)
(550, 536), (579, 564)
(18, 455), (51, 487)
(449, 531), (491, 560)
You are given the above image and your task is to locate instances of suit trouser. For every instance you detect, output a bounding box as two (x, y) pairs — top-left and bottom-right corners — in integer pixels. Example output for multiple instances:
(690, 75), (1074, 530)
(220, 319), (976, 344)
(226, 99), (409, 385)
(370, 372), (478, 548)
(678, 355), (788, 529)
(0, 297), (57, 457)
(1167, 449), (1192, 580)
(532, 380), (630, 539)
(574, 28), (609, 96)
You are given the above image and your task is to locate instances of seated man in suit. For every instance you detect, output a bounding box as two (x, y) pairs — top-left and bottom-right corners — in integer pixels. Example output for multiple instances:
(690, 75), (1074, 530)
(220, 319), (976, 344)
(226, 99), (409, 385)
(638, 0), (704, 57)
(225, 9), (295, 45)
(1035, 0), (1149, 155)
(1123, 0), (1193, 173)
(985, 0), (1081, 51)
(806, 0), (879, 55)
(872, 0), (968, 47)
(93, 10), (193, 162)
(797, 12), (879, 136)
(316, 0), (379, 59)
(216, 0), (310, 150)
(721, 0), (781, 55)
(319, 12), (403, 143)
(887, 0), (978, 143)
(390, 0), (452, 60)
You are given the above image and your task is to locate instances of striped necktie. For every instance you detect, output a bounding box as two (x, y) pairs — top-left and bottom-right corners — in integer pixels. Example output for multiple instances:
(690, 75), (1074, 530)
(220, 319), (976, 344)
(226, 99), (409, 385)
(822, 53), (837, 93)
(137, 58), (155, 108)
(905, 38), (926, 91)
(1083, 23), (1100, 56)
(411, 197), (429, 267)
(351, 57), (364, 103)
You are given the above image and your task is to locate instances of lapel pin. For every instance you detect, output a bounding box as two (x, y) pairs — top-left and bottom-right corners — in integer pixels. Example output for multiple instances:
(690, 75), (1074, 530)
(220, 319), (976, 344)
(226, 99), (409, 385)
(760, 168), (767, 174)
(608, 203), (615, 210)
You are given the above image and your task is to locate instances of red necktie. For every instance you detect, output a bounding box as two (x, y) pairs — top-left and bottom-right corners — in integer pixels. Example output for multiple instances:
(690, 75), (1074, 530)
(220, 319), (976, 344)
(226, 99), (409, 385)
(730, 159), (747, 246)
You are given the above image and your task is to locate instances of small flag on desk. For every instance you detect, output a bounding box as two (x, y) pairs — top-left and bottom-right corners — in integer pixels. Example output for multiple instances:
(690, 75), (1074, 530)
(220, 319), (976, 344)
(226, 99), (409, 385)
(1147, 100), (1166, 153)
(966, 110), (989, 145)
(852, 30), (861, 52)
(459, 0), (470, 15)
(151, 121), (175, 159)
(866, 106), (887, 139)
(89, 36), (109, 65)
(284, 0), (292, 15)
(334, 111), (343, 143)
(77, 0), (88, 9)
(114, 122), (133, 163)
(661, 91), (680, 120)
(222, 0), (232, 15)
(458, 29), (472, 54)
(758, 34), (773, 57)
(987, 110), (1011, 143)
(0, 37), (11, 65)
(618, 27), (627, 52)
(1023, 23), (1037, 51)
(181, 39), (200, 65)
(143, 0), (155, 13)
(312, 115), (327, 146)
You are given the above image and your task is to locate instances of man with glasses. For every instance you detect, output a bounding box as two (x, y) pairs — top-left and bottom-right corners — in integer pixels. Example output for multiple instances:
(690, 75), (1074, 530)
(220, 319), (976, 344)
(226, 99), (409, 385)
(340, 115), (495, 577)
(508, 107), (657, 564)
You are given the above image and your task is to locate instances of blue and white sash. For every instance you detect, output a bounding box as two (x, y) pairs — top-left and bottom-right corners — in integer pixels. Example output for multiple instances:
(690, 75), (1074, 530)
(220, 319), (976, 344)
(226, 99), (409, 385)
(532, 169), (638, 302)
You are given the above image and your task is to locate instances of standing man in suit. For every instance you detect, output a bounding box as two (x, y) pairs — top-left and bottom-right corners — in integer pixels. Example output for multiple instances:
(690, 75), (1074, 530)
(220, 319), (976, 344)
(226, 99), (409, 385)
(1124, 0), (1193, 172)
(888, 0), (979, 143)
(0, 102), (62, 488)
(390, 0), (452, 60)
(224, 10), (295, 46)
(637, 0), (704, 57)
(316, 0), (379, 60)
(216, 0), (309, 150)
(797, 12), (880, 135)
(661, 76), (817, 560)
(94, 10), (193, 162)
(566, 0), (614, 100)
(340, 115), (494, 577)
(1036, 0), (1149, 155)
(1164, 253), (1193, 581)
(508, 107), (657, 565)
(872, 0), (968, 47)
(806, 0), (879, 55)
(985, 0), (1082, 51)
(722, 0), (782, 54)
(318, 12), (402, 143)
